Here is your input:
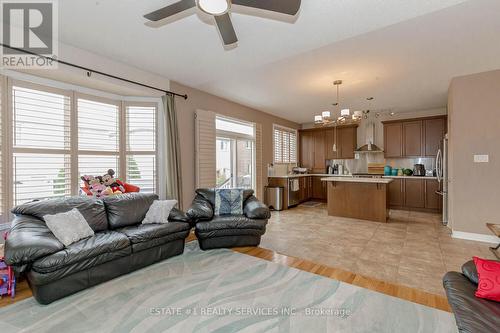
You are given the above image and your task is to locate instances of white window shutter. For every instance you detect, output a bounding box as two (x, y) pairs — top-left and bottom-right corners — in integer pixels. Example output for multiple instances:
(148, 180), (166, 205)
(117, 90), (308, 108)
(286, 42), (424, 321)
(0, 76), (4, 223)
(273, 125), (297, 164)
(255, 123), (263, 200)
(195, 109), (216, 189)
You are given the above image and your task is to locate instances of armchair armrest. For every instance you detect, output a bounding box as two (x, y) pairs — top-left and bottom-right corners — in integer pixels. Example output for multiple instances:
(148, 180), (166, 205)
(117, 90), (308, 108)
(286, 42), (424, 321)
(5, 215), (64, 269)
(186, 194), (214, 223)
(244, 196), (271, 219)
(168, 207), (190, 224)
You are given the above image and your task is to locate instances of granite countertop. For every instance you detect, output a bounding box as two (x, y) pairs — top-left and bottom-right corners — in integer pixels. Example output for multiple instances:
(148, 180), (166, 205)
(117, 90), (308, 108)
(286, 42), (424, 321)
(382, 175), (438, 180)
(321, 177), (394, 184)
(268, 174), (353, 179)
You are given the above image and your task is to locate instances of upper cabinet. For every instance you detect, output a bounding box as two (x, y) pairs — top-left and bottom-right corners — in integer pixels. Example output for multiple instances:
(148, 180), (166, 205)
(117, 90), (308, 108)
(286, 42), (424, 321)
(403, 120), (423, 157)
(384, 123), (403, 158)
(324, 128), (338, 160)
(313, 130), (326, 170)
(383, 116), (446, 158)
(299, 125), (358, 170)
(338, 126), (357, 159)
(424, 117), (447, 157)
(299, 130), (314, 169)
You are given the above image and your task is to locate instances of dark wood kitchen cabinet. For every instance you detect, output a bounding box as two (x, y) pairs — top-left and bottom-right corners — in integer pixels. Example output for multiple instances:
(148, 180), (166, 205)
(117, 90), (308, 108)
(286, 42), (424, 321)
(338, 126), (357, 159)
(404, 179), (425, 208)
(313, 130), (326, 171)
(425, 179), (442, 210)
(388, 179), (404, 207)
(311, 176), (326, 200)
(384, 123), (403, 158)
(299, 125), (358, 169)
(388, 178), (442, 213)
(424, 118), (446, 157)
(299, 131), (314, 169)
(324, 128), (338, 160)
(403, 120), (423, 157)
(383, 116), (446, 158)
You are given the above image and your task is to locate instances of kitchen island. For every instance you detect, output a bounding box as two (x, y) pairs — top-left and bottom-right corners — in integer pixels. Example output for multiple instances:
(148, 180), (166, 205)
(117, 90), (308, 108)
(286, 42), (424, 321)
(321, 177), (394, 223)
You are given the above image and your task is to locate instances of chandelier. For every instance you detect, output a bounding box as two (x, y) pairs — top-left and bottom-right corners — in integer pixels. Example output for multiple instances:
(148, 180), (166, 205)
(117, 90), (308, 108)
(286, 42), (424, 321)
(314, 80), (363, 126)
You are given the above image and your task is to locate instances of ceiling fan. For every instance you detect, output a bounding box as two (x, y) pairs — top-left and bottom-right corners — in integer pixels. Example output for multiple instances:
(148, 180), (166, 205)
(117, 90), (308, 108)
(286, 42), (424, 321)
(144, 0), (302, 46)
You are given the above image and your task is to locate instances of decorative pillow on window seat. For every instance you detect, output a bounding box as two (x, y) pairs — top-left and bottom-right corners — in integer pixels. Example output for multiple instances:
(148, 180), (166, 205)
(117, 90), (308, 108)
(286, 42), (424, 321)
(473, 256), (500, 302)
(214, 189), (244, 216)
(43, 208), (95, 247)
(142, 200), (178, 224)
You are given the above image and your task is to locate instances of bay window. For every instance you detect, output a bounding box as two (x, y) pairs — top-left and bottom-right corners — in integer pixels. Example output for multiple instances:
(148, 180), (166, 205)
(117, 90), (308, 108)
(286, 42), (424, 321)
(0, 76), (159, 226)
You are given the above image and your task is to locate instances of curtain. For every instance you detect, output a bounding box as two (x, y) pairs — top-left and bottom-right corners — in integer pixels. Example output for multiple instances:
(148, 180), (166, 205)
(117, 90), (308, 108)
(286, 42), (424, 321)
(163, 94), (183, 209)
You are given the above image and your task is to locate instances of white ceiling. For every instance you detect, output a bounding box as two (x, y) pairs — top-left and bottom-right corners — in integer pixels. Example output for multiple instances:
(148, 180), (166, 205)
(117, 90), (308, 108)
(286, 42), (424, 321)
(58, 0), (500, 123)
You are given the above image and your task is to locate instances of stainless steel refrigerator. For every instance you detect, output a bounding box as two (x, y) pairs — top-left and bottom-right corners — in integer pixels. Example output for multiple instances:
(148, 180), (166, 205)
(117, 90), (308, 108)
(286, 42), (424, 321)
(436, 134), (448, 225)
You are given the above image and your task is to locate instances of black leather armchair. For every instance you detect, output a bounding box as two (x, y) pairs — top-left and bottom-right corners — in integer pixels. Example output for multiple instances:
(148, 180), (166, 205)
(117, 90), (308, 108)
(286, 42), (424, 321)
(443, 260), (500, 333)
(187, 189), (270, 250)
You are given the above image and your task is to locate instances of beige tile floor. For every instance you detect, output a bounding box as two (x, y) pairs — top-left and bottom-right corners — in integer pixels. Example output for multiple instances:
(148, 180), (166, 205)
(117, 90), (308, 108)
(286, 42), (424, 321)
(260, 204), (496, 296)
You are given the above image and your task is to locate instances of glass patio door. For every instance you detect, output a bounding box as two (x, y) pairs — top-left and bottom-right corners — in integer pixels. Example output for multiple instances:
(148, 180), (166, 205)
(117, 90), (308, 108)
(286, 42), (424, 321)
(215, 116), (255, 190)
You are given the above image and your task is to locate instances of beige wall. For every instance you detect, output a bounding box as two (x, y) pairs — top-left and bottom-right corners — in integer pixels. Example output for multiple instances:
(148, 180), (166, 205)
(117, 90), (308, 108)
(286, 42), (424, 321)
(448, 69), (500, 235)
(171, 81), (300, 208)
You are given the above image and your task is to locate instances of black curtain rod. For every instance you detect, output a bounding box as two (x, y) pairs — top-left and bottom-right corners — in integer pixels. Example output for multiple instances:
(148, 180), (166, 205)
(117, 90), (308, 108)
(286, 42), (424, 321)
(1, 43), (188, 100)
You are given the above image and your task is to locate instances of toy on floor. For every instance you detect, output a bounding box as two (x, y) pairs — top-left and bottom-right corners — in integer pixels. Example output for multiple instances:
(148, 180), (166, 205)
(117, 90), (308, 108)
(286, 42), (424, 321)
(0, 233), (15, 299)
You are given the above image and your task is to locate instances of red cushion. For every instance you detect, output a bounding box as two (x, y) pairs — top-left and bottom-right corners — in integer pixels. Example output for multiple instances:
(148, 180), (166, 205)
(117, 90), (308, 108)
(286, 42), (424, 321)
(473, 256), (500, 302)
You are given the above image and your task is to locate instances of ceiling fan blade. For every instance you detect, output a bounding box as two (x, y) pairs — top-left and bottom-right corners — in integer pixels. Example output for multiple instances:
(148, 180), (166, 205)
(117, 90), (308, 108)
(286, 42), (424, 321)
(215, 14), (238, 45)
(232, 0), (301, 15)
(144, 0), (196, 21)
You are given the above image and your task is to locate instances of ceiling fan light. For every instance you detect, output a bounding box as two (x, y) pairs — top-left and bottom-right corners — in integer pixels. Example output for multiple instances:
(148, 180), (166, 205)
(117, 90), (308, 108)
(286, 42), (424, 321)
(341, 108), (350, 117)
(314, 115), (323, 123)
(321, 111), (331, 119)
(197, 0), (230, 15)
(353, 111), (362, 119)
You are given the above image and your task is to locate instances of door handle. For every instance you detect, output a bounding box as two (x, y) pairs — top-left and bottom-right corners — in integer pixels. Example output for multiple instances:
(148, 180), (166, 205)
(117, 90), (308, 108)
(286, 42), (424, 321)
(435, 191), (444, 196)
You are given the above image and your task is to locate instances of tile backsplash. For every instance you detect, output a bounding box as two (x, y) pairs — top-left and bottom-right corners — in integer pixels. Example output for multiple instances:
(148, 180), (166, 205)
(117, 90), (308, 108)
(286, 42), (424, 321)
(328, 153), (435, 175)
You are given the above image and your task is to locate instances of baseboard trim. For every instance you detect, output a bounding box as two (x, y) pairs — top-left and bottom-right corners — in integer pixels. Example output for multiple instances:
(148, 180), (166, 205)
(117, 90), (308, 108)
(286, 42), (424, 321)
(452, 230), (498, 244)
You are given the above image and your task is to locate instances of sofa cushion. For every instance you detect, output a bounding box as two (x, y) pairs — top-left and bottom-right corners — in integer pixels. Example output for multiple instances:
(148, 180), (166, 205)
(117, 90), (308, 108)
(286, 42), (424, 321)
(443, 271), (500, 333)
(117, 222), (190, 244)
(32, 231), (130, 274)
(12, 196), (108, 232)
(117, 222), (190, 252)
(195, 216), (267, 239)
(103, 193), (158, 229)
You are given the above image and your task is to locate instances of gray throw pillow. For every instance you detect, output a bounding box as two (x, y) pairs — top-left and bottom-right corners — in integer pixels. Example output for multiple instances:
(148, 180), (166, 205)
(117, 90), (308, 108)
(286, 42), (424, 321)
(142, 200), (177, 224)
(215, 189), (244, 216)
(43, 208), (95, 247)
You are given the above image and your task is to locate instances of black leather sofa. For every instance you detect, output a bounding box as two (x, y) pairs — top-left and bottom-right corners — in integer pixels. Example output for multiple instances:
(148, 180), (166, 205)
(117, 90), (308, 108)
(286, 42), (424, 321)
(187, 189), (270, 250)
(443, 260), (500, 332)
(5, 193), (191, 304)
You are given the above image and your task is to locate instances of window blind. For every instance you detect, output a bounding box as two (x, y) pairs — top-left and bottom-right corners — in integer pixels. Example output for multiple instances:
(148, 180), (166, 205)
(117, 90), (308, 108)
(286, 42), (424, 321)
(195, 110), (216, 188)
(0, 78), (3, 223)
(273, 125), (297, 163)
(78, 98), (119, 151)
(125, 105), (157, 193)
(12, 85), (72, 205)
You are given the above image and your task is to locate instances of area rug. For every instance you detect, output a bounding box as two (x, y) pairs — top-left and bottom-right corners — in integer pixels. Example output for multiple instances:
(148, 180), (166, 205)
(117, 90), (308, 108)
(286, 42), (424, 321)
(299, 201), (323, 208)
(0, 242), (457, 333)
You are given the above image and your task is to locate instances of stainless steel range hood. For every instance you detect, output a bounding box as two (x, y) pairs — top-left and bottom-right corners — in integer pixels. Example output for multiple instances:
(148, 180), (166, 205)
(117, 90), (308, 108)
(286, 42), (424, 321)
(355, 122), (384, 153)
(355, 143), (383, 153)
